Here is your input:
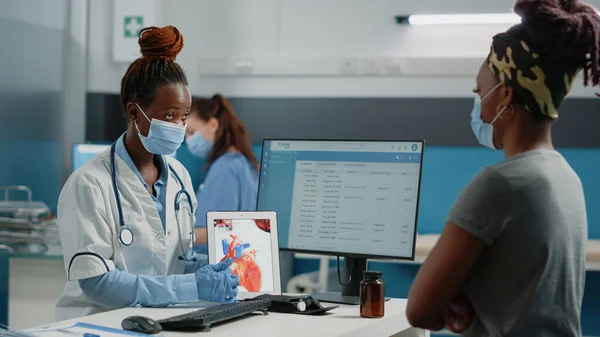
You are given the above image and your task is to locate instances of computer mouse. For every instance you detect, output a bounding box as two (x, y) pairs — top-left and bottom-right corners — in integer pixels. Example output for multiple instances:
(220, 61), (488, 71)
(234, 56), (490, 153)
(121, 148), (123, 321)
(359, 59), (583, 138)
(121, 315), (163, 334)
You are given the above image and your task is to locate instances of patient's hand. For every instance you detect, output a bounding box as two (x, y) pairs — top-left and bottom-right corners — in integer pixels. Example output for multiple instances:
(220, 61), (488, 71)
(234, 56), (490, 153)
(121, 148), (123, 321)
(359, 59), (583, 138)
(444, 292), (474, 333)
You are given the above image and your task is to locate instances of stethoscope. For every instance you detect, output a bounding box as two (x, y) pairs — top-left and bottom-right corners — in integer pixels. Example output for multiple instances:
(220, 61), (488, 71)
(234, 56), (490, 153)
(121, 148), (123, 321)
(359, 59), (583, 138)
(110, 143), (197, 262)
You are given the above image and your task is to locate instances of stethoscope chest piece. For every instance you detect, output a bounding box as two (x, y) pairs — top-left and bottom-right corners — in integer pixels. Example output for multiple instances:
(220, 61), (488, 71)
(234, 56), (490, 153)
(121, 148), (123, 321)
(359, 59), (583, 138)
(119, 227), (134, 246)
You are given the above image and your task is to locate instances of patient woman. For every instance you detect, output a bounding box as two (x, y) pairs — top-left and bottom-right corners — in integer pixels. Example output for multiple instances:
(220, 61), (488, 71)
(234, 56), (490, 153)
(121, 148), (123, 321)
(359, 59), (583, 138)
(407, 0), (599, 336)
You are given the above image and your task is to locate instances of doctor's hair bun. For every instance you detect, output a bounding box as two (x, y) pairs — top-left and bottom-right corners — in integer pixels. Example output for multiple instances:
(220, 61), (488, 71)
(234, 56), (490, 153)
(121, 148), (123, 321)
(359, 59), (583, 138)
(119, 25), (188, 113)
(138, 25), (184, 61)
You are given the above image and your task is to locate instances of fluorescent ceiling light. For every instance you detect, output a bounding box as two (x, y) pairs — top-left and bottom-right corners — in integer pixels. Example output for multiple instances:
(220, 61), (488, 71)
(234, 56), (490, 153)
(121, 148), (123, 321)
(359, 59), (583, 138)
(408, 13), (521, 25)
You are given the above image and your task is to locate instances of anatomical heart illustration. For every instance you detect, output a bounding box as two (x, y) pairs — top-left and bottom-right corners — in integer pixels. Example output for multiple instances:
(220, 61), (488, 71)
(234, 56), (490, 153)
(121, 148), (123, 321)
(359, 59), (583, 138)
(220, 234), (261, 292)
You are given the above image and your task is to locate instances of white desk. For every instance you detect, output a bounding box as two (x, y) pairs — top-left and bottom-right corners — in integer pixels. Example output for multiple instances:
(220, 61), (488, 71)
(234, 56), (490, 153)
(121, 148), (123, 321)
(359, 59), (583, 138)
(35, 299), (428, 337)
(411, 235), (600, 270)
(296, 235), (600, 271)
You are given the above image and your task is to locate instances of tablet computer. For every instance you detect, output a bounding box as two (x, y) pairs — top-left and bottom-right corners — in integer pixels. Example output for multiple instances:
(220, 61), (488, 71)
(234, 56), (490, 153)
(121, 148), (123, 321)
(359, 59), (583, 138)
(206, 211), (281, 300)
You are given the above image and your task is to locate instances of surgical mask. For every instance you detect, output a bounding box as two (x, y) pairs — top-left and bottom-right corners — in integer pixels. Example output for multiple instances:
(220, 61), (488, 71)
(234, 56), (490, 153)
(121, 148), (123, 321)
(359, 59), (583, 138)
(470, 83), (507, 150)
(135, 103), (186, 155)
(186, 131), (213, 158)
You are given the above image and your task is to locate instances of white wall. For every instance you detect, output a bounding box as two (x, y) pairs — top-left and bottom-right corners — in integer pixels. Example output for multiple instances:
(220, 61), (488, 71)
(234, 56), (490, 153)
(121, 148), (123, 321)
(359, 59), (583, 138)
(87, 0), (600, 98)
(0, 0), (65, 92)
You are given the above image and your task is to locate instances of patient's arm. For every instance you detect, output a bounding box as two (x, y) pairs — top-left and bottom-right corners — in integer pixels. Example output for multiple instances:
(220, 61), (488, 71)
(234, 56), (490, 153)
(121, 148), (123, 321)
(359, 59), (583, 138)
(406, 223), (485, 331)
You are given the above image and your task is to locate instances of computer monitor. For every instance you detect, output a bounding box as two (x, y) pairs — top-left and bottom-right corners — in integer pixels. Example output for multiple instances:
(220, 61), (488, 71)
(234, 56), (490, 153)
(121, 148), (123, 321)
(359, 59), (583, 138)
(72, 144), (111, 172)
(257, 139), (424, 304)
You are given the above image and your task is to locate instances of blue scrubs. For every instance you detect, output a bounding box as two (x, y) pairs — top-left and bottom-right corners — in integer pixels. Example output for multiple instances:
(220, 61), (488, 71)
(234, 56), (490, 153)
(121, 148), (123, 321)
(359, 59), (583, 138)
(194, 152), (259, 254)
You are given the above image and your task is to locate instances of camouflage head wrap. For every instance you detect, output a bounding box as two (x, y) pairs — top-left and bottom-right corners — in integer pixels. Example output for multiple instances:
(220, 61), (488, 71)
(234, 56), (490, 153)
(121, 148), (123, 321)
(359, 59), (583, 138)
(487, 29), (581, 120)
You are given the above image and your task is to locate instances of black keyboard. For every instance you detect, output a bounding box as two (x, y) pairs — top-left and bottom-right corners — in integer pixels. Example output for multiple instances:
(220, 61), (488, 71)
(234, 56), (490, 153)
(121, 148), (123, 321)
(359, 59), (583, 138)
(158, 299), (272, 331)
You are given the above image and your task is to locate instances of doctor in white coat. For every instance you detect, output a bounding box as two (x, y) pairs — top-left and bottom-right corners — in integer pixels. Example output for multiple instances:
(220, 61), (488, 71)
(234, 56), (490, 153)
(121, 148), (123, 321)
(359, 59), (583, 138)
(55, 26), (239, 320)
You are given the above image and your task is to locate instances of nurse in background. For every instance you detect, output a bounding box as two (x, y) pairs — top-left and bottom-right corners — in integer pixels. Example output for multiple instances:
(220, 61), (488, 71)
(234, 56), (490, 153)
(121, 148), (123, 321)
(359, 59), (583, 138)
(185, 95), (259, 252)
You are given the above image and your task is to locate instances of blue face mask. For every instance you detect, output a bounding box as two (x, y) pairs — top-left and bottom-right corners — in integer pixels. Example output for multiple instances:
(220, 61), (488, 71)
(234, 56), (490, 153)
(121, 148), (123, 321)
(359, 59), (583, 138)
(135, 103), (186, 155)
(470, 83), (506, 150)
(186, 131), (213, 158)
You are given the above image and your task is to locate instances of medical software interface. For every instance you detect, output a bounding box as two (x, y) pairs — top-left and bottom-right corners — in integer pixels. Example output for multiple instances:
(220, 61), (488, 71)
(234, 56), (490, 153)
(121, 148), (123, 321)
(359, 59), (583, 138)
(257, 140), (423, 259)
(72, 144), (110, 171)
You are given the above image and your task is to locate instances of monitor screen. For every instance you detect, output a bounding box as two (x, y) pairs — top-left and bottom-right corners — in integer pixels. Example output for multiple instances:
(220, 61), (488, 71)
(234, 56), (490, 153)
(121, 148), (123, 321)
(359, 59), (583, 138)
(257, 140), (423, 260)
(72, 144), (110, 172)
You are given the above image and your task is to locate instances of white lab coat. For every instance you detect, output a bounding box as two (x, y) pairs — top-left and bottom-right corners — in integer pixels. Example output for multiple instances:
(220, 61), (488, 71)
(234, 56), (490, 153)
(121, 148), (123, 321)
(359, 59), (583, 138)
(55, 149), (197, 321)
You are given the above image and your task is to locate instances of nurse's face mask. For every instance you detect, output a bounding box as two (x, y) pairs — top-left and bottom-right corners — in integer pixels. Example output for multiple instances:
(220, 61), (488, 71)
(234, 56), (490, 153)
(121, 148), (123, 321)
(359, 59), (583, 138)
(135, 103), (186, 155)
(185, 117), (216, 159)
(470, 82), (507, 150)
(186, 130), (214, 159)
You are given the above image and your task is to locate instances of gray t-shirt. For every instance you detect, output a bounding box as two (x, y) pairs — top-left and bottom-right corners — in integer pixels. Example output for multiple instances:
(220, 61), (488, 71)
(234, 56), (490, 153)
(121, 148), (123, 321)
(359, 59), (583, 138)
(446, 150), (587, 337)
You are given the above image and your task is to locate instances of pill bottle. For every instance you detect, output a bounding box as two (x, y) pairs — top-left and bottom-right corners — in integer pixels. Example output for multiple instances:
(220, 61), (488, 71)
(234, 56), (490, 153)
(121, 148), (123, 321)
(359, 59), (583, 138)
(359, 271), (384, 318)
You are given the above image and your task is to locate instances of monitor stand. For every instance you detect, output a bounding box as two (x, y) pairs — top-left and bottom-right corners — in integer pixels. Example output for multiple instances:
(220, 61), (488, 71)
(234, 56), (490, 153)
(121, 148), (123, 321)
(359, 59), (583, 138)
(312, 256), (391, 305)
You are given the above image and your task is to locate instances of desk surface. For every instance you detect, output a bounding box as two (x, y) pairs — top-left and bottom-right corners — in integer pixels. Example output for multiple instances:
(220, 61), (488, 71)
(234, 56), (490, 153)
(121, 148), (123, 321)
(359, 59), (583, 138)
(296, 235), (600, 271)
(37, 299), (427, 337)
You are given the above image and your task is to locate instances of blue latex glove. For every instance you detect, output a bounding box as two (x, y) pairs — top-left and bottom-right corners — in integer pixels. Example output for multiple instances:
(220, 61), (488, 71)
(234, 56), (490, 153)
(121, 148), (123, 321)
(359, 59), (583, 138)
(195, 258), (240, 303)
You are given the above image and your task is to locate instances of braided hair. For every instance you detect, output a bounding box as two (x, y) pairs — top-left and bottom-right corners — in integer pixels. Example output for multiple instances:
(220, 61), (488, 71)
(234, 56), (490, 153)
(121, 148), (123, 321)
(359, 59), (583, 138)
(512, 0), (600, 87)
(487, 0), (600, 121)
(120, 26), (188, 113)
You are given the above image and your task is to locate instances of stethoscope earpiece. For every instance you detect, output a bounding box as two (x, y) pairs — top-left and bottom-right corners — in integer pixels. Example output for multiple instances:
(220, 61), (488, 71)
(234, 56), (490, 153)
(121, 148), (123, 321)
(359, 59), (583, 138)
(179, 255), (197, 262)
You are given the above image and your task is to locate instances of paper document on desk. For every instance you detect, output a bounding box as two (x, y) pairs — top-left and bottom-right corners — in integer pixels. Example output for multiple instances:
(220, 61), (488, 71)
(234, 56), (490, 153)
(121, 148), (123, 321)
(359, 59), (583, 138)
(25, 322), (161, 336)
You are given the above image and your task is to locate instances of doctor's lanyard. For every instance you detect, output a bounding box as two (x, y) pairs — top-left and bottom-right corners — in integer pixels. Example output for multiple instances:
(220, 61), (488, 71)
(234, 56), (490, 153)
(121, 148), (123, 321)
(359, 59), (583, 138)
(109, 143), (197, 262)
